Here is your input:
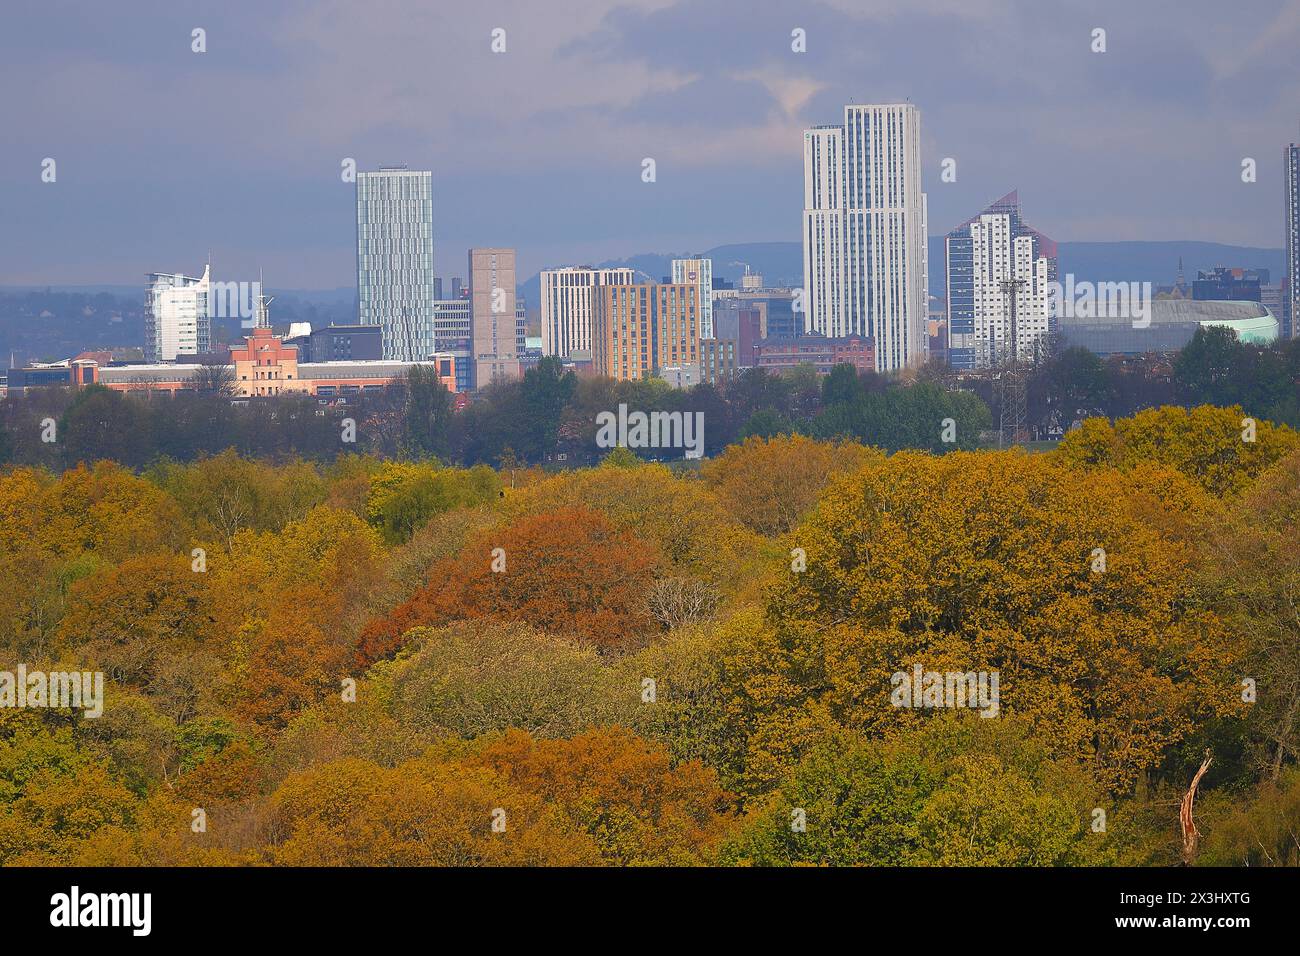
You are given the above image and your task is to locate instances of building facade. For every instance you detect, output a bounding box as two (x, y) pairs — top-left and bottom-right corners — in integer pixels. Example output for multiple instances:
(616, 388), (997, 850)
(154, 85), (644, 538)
(591, 283), (701, 382)
(469, 248), (520, 388)
(700, 337), (738, 384)
(713, 302), (765, 367)
(434, 295), (527, 393)
(539, 266), (635, 357)
(356, 166), (435, 361)
(1192, 267), (1267, 302)
(1285, 138), (1300, 339)
(944, 191), (1057, 370)
(285, 324), (384, 363)
(145, 265), (211, 363)
(670, 258), (714, 340)
(802, 103), (928, 371)
(754, 334), (875, 374)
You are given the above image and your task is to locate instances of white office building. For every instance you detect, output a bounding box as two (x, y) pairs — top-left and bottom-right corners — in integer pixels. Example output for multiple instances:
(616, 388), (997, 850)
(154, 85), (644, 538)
(356, 166), (435, 361)
(144, 264), (211, 363)
(539, 266), (635, 357)
(802, 103), (929, 371)
(671, 257), (714, 340)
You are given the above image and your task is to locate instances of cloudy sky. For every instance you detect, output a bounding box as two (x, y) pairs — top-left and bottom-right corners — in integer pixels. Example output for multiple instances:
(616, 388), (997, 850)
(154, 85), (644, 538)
(2, 0), (1299, 288)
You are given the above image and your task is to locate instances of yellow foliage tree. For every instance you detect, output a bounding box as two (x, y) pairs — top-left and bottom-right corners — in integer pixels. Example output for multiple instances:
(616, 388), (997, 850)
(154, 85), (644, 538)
(1057, 404), (1298, 496)
(702, 434), (882, 536)
(768, 450), (1244, 792)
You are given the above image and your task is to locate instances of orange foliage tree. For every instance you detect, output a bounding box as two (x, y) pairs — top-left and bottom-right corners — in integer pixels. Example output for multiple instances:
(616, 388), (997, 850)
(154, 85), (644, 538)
(464, 727), (734, 865)
(356, 506), (659, 664)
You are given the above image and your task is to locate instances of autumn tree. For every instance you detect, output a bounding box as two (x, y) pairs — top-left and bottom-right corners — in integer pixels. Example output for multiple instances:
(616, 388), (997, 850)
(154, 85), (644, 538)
(767, 450), (1244, 792)
(1057, 404), (1298, 496)
(357, 506), (660, 662)
(147, 450), (327, 548)
(265, 757), (602, 866)
(1202, 446), (1300, 779)
(57, 552), (223, 722)
(383, 622), (632, 740)
(719, 716), (1111, 866)
(364, 460), (500, 545)
(462, 727), (734, 865)
(701, 434), (881, 536)
(237, 584), (353, 730)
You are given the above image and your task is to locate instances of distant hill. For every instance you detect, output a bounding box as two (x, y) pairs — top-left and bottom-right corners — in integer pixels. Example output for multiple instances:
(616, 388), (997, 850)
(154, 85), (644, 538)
(520, 240), (1286, 306)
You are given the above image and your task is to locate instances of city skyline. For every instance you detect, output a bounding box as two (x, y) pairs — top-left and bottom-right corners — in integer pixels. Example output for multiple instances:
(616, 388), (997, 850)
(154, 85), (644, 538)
(3, 1), (1300, 288)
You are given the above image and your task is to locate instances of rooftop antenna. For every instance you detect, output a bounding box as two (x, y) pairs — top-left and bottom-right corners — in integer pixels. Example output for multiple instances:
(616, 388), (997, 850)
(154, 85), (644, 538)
(254, 269), (274, 330)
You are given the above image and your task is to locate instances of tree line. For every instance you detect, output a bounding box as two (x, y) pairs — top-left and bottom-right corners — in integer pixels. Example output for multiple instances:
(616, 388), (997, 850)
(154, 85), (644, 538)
(2, 329), (1297, 471)
(2, 407), (1299, 865)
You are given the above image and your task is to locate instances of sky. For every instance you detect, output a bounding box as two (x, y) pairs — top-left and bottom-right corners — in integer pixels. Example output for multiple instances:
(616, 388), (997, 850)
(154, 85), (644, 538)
(2, 0), (1299, 289)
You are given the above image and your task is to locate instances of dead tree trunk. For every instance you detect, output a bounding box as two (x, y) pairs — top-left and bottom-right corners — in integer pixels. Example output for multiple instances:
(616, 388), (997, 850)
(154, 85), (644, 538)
(1179, 750), (1213, 866)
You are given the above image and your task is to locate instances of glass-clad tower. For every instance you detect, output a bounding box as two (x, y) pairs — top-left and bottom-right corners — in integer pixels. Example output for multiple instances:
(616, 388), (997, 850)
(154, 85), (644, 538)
(356, 166), (435, 360)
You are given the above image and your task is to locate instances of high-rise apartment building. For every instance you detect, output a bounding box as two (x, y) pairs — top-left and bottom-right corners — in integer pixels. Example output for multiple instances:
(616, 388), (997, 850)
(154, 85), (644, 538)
(468, 247), (520, 388)
(144, 264), (211, 363)
(1284, 135), (1300, 339)
(591, 283), (701, 382)
(944, 191), (1057, 370)
(802, 103), (928, 371)
(539, 266), (635, 357)
(671, 258), (714, 339)
(356, 166), (435, 361)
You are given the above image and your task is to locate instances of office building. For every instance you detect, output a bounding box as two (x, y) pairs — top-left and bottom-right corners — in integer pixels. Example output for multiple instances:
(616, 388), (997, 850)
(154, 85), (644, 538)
(1192, 267), (1267, 302)
(713, 302), (765, 367)
(145, 265), (211, 363)
(700, 338), (738, 384)
(468, 248), (520, 388)
(356, 166), (435, 361)
(539, 266), (635, 357)
(802, 103), (928, 370)
(434, 295), (526, 392)
(284, 324), (384, 363)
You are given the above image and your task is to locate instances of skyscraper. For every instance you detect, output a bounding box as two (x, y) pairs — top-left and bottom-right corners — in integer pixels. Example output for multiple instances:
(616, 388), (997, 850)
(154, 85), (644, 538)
(539, 266), (635, 357)
(671, 258), (714, 340)
(468, 247), (520, 388)
(1284, 135), (1299, 340)
(944, 191), (1057, 370)
(356, 166), (435, 361)
(802, 103), (929, 371)
(144, 264), (211, 363)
